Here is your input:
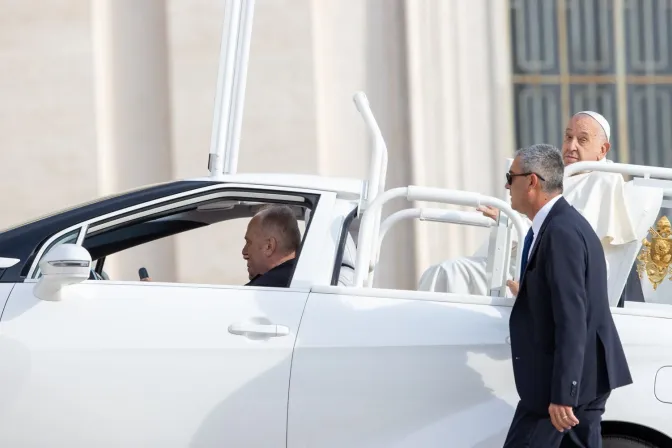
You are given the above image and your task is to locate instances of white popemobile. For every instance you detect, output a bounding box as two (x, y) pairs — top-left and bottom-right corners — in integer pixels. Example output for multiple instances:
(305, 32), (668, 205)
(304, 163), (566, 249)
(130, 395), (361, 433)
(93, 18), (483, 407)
(2, 2), (672, 447)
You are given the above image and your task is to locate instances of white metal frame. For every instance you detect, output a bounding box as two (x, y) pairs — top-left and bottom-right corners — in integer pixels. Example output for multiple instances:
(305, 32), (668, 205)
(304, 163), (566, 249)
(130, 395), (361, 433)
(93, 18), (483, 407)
(352, 92), (390, 279)
(485, 213), (516, 297)
(353, 186), (529, 288)
(369, 208), (495, 286)
(353, 92), (389, 211)
(486, 157), (516, 297)
(378, 209), (494, 245)
(565, 161), (672, 181)
(209, 0), (256, 177)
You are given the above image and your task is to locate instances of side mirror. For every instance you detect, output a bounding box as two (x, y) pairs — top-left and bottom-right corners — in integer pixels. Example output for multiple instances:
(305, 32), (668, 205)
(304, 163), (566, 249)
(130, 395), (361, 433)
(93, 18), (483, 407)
(33, 244), (92, 301)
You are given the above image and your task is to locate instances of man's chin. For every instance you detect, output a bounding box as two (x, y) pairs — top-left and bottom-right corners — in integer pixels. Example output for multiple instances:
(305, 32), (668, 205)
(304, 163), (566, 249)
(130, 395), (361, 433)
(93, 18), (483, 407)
(563, 156), (578, 165)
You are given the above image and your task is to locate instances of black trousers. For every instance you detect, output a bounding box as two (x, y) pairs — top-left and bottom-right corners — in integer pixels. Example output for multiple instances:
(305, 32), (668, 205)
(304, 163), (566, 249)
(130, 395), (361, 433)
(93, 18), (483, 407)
(503, 393), (610, 448)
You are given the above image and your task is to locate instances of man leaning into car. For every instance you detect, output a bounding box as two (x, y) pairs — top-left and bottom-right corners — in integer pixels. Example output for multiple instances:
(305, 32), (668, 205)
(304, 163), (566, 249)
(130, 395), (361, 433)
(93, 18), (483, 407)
(242, 205), (300, 288)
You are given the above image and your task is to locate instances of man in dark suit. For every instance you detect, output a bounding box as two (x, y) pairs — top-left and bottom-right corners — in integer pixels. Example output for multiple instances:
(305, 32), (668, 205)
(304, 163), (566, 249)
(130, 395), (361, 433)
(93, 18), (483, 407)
(242, 205), (300, 288)
(503, 143), (633, 447)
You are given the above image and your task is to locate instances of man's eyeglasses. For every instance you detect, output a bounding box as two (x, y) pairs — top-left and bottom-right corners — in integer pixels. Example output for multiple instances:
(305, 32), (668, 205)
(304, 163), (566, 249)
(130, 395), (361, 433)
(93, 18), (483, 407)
(506, 171), (546, 185)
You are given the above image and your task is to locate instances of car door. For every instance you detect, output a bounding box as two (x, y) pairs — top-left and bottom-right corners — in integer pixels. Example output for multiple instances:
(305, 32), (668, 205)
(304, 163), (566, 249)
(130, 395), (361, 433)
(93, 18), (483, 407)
(0, 283), (13, 314)
(0, 280), (308, 447)
(287, 288), (518, 448)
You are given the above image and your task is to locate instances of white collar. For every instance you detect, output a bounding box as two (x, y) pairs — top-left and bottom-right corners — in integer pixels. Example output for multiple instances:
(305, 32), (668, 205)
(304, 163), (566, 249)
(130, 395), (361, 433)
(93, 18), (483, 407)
(531, 194), (563, 236)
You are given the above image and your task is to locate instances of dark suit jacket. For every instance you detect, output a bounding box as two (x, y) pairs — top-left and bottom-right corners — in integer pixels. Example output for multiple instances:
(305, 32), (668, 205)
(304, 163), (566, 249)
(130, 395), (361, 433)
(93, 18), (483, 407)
(509, 197), (632, 414)
(245, 258), (296, 288)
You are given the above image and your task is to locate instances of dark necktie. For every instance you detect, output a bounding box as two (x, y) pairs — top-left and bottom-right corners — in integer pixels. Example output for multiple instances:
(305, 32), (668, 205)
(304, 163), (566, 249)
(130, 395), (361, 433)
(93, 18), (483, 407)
(520, 228), (535, 276)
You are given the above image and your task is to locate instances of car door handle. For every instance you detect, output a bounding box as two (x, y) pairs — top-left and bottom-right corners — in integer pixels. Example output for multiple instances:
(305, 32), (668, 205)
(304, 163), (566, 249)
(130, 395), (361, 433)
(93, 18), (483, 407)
(228, 323), (290, 337)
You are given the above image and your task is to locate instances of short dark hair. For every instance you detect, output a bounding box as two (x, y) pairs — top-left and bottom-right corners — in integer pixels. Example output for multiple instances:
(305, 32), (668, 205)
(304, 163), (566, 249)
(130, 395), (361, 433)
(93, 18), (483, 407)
(515, 143), (564, 193)
(256, 205), (302, 254)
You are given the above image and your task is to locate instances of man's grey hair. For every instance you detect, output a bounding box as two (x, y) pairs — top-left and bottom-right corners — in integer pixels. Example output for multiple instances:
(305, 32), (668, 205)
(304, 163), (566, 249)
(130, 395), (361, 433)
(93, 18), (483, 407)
(515, 143), (564, 194)
(256, 205), (302, 254)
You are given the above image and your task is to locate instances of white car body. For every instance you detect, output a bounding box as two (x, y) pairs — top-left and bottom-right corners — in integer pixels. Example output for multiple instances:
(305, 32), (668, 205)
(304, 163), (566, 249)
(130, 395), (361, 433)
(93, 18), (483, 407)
(0, 157), (671, 447)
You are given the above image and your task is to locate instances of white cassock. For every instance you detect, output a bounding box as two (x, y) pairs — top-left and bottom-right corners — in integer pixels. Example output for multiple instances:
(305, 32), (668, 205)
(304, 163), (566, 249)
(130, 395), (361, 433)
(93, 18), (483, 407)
(418, 159), (639, 296)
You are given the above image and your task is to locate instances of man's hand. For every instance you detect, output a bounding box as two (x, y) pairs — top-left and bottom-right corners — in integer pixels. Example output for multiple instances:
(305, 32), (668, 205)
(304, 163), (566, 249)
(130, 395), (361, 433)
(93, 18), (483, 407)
(506, 280), (519, 296)
(476, 205), (499, 221)
(140, 277), (152, 282)
(548, 403), (579, 432)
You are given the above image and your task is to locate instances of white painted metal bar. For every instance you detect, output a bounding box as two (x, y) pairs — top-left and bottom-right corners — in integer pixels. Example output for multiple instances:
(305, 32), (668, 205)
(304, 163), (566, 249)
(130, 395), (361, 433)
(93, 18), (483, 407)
(209, 0), (255, 177)
(353, 186), (528, 288)
(379, 209), (494, 246)
(353, 91), (388, 208)
(209, 0), (241, 177)
(565, 161), (672, 179)
(353, 91), (389, 278)
(486, 214), (513, 298)
(224, 0), (255, 174)
(369, 208), (495, 285)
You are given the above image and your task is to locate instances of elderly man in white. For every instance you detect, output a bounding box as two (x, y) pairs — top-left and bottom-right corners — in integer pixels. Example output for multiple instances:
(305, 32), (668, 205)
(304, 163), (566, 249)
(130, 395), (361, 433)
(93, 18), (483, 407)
(418, 111), (640, 299)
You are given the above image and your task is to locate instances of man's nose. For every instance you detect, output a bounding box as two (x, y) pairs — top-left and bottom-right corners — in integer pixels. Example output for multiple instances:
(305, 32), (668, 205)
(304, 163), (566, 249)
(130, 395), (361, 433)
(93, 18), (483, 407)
(569, 138), (579, 151)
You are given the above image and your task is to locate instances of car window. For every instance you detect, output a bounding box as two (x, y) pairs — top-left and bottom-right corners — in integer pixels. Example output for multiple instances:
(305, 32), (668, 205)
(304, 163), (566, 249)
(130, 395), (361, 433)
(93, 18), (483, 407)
(65, 197), (309, 285)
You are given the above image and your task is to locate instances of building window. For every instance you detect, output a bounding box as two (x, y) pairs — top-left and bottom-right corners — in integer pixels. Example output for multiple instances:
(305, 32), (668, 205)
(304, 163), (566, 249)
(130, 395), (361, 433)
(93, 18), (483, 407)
(510, 0), (672, 167)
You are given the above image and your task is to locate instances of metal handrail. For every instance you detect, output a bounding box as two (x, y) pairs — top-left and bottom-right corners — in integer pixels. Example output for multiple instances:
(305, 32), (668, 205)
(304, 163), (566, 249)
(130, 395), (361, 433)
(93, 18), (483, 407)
(353, 186), (528, 288)
(353, 92), (389, 272)
(565, 161), (672, 179)
(368, 208), (496, 285)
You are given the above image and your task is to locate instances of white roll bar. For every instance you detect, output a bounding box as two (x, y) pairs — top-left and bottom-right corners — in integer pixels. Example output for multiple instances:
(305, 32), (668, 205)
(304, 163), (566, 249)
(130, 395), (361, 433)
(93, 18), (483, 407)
(378, 209), (494, 245)
(209, 0), (256, 177)
(353, 92), (389, 274)
(353, 92), (388, 209)
(566, 161), (672, 203)
(354, 186), (528, 288)
(565, 161), (672, 179)
(370, 208), (496, 285)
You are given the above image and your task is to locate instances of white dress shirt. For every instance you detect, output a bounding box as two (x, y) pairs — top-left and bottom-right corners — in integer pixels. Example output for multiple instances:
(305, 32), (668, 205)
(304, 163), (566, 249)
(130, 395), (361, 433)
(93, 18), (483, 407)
(529, 194), (563, 255)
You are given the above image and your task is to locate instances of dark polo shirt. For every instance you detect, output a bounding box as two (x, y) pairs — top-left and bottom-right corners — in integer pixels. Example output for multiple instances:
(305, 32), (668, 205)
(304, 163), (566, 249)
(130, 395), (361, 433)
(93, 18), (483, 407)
(245, 258), (296, 288)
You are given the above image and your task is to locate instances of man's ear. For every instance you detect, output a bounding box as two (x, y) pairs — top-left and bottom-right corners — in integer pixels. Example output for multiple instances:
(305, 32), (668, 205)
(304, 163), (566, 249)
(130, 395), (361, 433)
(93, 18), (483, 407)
(529, 174), (540, 190)
(265, 236), (278, 256)
(599, 141), (611, 159)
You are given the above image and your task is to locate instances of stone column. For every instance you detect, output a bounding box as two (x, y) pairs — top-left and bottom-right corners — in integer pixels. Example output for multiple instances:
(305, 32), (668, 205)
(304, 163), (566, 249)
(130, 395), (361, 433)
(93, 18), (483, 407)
(364, 0), (416, 289)
(310, 0), (415, 289)
(404, 0), (515, 279)
(91, 0), (176, 281)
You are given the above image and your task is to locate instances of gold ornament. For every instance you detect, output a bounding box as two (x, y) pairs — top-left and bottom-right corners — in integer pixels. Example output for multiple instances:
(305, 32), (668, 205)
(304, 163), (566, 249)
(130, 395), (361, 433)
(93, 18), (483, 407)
(636, 216), (672, 290)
